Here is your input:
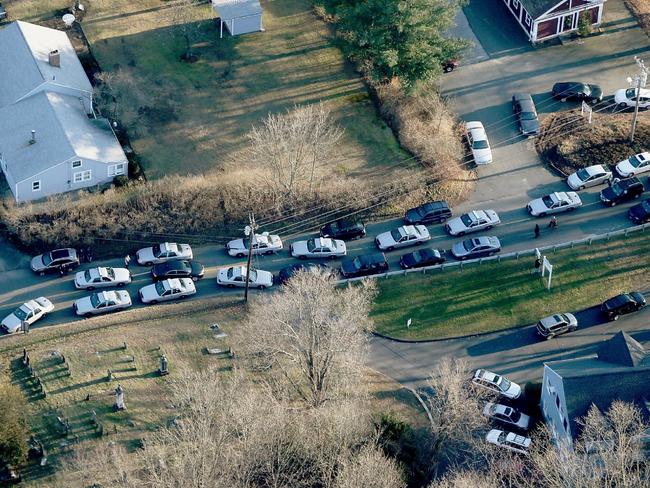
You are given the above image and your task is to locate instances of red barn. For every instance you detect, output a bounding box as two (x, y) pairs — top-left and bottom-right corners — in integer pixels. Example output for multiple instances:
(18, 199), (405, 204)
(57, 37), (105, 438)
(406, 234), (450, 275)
(502, 0), (606, 43)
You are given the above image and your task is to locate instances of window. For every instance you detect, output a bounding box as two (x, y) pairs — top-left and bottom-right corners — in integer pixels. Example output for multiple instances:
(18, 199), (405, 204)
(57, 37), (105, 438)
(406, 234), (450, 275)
(73, 170), (92, 183)
(556, 396), (561, 408)
(512, 0), (519, 8)
(525, 13), (532, 26)
(108, 163), (127, 177)
(563, 418), (569, 432)
(32, 181), (41, 191)
(71, 160), (82, 168)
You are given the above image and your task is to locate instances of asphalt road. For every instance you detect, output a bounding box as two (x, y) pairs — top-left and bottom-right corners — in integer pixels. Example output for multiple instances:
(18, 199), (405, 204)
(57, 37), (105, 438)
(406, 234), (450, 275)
(369, 300), (650, 389)
(0, 175), (644, 332)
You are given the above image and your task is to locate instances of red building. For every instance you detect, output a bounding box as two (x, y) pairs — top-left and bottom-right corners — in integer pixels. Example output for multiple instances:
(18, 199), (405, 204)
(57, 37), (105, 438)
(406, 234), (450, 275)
(502, 0), (606, 43)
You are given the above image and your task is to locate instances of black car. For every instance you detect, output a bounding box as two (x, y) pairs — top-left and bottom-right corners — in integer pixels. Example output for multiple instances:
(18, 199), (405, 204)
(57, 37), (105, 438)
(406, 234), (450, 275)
(601, 292), (646, 321)
(404, 201), (452, 225)
(320, 218), (366, 240)
(276, 262), (332, 285)
(340, 253), (389, 278)
(399, 248), (446, 269)
(30, 248), (80, 275)
(552, 82), (603, 103)
(151, 260), (205, 281)
(512, 93), (540, 136)
(599, 177), (644, 206)
(628, 198), (650, 224)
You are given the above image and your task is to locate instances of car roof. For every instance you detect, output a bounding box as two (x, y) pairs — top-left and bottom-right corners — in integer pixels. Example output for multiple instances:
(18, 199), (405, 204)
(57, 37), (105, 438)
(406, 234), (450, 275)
(467, 122), (487, 139)
(50, 248), (74, 259)
(163, 278), (183, 289)
(159, 242), (179, 252)
(400, 225), (418, 236)
(467, 210), (487, 221)
(97, 291), (118, 302)
(505, 432), (531, 447)
(582, 164), (607, 175)
(607, 294), (634, 306)
(617, 177), (642, 188)
(311, 237), (333, 247)
(159, 260), (190, 270)
(513, 92), (532, 102)
(556, 81), (586, 91)
(420, 200), (447, 211)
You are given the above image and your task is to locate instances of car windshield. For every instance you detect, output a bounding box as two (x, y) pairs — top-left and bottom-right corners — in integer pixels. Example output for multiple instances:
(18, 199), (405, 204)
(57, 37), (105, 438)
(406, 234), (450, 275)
(643, 200), (650, 212)
(351, 257), (363, 269)
(307, 239), (317, 252)
(521, 111), (537, 120)
(580, 85), (590, 95)
(610, 183), (625, 196)
(155, 282), (166, 295)
(42, 253), (53, 266)
(473, 140), (489, 149)
(541, 195), (555, 207)
(463, 239), (477, 252)
(628, 155), (642, 168)
(84, 270), (92, 281)
(249, 270), (258, 281)
(227, 268), (234, 279)
(576, 168), (590, 181)
(106, 267), (115, 279)
(498, 377), (512, 392)
(626, 88), (637, 99)
(508, 409), (521, 422)
(13, 307), (28, 320)
(460, 214), (473, 226)
(90, 294), (102, 308)
(329, 221), (339, 232)
(390, 229), (403, 241)
(152, 244), (161, 256)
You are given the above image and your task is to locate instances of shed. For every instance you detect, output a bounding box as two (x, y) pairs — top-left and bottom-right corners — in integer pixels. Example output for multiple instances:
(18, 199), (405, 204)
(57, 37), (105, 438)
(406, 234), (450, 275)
(211, 0), (263, 38)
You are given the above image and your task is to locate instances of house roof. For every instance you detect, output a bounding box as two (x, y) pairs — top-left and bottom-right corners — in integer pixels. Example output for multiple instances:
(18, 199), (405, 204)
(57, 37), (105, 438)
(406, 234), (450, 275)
(211, 0), (262, 21)
(0, 21), (92, 108)
(0, 91), (127, 182)
(545, 332), (650, 438)
(519, 0), (564, 19)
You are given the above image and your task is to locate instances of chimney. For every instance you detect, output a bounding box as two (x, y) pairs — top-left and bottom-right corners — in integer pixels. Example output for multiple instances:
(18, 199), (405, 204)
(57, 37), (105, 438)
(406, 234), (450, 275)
(48, 50), (60, 67)
(30, 130), (36, 144)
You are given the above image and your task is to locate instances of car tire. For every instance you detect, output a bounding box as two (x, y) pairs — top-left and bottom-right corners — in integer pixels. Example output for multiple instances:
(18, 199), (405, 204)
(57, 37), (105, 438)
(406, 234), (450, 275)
(561, 97), (568, 102)
(569, 326), (577, 332)
(611, 314), (619, 321)
(298, 255), (307, 260)
(236, 253), (245, 259)
(611, 201), (617, 207)
(118, 282), (126, 287)
(579, 185), (585, 190)
(635, 193), (641, 199)
(264, 251), (274, 256)
(39, 271), (45, 276)
(180, 294), (188, 299)
(444, 65), (453, 73)
(144, 262), (153, 267)
(84, 313), (93, 318)
(258, 285), (266, 290)
(191, 276), (199, 282)
(546, 334), (554, 340)
(458, 231), (465, 237)
(539, 213), (547, 218)
(227, 284), (235, 288)
(387, 246), (395, 252)
(86, 286), (94, 291)
(328, 255), (338, 260)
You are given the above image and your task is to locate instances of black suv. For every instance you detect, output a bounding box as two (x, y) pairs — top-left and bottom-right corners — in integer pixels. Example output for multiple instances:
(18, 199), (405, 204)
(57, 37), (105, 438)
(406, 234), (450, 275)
(404, 201), (452, 225)
(601, 292), (646, 321)
(151, 260), (205, 281)
(599, 177), (644, 206)
(399, 248), (445, 269)
(319, 218), (366, 240)
(340, 253), (389, 278)
(628, 198), (650, 224)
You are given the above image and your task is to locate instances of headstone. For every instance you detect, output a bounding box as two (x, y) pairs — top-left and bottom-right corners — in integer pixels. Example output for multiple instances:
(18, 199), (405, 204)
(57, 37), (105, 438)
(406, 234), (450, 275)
(114, 384), (126, 411)
(107, 369), (113, 382)
(22, 349), (27, 364)
(21, 320), (29, 334)
(123, 341), (128, 350)
(158, 355), (169, 376)
(61, 354), (66, 365)
(91, 410), (97, 425)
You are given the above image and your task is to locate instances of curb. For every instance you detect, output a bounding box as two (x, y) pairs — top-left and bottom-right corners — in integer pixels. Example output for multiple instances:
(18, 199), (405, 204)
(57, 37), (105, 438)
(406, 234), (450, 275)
(370, 321), (533, 344)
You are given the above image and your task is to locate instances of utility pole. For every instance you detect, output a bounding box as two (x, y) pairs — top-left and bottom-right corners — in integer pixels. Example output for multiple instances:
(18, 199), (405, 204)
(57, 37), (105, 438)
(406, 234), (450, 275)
(628, 56), (648, 143)
(243, 212), (258, 302)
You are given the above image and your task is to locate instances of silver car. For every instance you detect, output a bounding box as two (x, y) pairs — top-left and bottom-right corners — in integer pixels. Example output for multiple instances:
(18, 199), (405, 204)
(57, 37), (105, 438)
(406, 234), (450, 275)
(375, 225), (431, 251)
(483, 402), (530, 430)
(536, 313), (578, 339)
(566, 165), (612, 190)
(445, 209), (500, 236)
(451, 236), (501, 260)
(73, 290), (132, 317)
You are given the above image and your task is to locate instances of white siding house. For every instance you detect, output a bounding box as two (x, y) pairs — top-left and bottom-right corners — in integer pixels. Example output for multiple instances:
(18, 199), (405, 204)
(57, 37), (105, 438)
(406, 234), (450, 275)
(212, 0), (264, 38)
(0, 21), (128, 202)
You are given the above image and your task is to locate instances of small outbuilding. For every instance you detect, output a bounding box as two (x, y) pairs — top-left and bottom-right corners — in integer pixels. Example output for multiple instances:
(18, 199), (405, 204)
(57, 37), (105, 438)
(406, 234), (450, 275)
(502, 0), (605, 43)
(211, 0), (263, 38)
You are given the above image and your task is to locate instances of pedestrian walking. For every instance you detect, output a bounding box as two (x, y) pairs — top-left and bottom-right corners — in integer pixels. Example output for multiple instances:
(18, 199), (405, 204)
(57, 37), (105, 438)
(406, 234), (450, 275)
(534, 224), (540, 238)
(124, 254), (131, 268)
(79, 247), (86, 263)
(86, 246), (93, 263)
(548, 216), (558, 229)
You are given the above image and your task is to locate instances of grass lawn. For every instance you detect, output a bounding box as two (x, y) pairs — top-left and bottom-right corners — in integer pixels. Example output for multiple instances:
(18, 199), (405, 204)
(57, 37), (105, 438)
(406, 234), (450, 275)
(0, 297), (424, 485)
(59, 0), (406, 179)
(371, 232), (650, 340)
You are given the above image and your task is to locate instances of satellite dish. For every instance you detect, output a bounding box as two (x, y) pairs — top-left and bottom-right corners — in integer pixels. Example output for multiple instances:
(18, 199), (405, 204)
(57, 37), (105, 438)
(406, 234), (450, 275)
(62, 13), (76, 27)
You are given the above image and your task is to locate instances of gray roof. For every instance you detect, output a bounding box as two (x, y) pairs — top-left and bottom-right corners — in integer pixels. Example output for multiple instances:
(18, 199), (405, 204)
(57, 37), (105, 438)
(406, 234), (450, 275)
(520, 0), (569, 19)
(546, 332), (650, 438)
(0, 21), (92, 108)
(0, 91), (126, 182)
(211, 0), (262, 21)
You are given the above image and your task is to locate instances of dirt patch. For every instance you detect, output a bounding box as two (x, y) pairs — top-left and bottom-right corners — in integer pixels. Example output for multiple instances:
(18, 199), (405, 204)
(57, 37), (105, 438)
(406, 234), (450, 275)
(535, 110), (650, 174)
(625, 0), (650, 37)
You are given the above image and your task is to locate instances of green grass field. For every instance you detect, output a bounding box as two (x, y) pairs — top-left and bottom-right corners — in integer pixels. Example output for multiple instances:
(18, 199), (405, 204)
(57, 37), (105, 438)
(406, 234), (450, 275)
(371, 232), (650, 340)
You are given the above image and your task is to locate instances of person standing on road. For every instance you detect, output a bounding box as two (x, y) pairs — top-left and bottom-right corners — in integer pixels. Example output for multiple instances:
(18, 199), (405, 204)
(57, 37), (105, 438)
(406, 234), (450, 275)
(548, 216), (558, 229)
(534, 224), (540, 238)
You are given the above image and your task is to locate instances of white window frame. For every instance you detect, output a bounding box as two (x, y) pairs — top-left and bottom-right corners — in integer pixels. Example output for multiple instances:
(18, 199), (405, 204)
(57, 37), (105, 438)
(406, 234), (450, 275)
(32, 180), (41, 191)
(71, 160), (82, 169)
(108, 163), (127, 177)
(512, 0), (520, 8)
(524, 13), (532, 26)
(73, 170), (92, 183)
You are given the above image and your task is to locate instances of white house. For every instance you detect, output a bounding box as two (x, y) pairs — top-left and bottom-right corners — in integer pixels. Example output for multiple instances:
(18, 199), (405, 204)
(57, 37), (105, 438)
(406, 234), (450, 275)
(211, 0), (264, 38)
(541, 331), (650, 448)
(0, 21), (128, 202)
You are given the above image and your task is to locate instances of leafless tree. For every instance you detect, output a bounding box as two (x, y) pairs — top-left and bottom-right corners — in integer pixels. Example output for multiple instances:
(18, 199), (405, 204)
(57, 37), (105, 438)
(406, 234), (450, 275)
(94, 69), (144, 126)
(166, 0), (211, 60)
(408, 358), (490, 478)
(247, 103), (345, 196)
(235, 270), (376, 408)
(334, 444), (406, 488)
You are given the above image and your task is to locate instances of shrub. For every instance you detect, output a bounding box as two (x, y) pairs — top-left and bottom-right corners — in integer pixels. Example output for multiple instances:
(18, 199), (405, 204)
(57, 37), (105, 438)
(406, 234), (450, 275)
(577, 10), (593, 37)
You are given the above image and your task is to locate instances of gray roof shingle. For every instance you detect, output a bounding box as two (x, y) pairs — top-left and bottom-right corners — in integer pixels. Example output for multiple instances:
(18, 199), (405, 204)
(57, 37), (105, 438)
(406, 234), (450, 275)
(211, 0), (262, 21)
(520, 0), (568, 19)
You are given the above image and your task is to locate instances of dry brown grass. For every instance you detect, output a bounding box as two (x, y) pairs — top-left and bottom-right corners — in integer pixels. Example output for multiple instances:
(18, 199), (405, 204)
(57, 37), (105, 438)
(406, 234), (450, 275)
(535, 110), (650, 174)
(376, 81), (476, 205)
(625, 0), (650, 37)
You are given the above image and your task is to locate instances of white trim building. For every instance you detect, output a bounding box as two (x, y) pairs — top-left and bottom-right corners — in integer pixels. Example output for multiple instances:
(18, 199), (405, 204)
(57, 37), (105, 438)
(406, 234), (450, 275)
(502, 0), (606, 43)
(0, 21), (128, 202)
(211, 0), (264, 38)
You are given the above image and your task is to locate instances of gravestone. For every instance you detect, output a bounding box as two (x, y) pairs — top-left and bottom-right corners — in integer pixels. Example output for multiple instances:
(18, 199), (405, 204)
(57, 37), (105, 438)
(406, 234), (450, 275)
(158, 355), (169, 376)
(113, 384), (126, 411)
(107, 369), (113, 382)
